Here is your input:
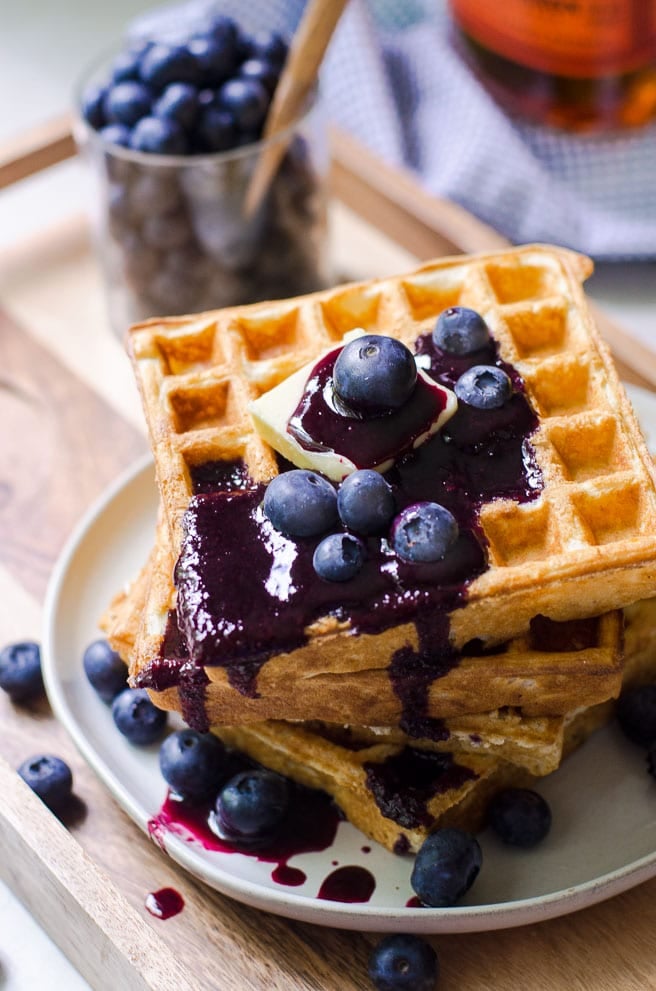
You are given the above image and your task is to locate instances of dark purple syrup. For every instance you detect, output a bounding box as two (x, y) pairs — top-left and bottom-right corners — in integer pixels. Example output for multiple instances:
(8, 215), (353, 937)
(145, 887), (184, 920)
(317, 866), (376, 903)
(149, 330), (542, 729)
(288, 347), (450, 470)
(148, 784), (342, 888)
(363, 747), (478, 829)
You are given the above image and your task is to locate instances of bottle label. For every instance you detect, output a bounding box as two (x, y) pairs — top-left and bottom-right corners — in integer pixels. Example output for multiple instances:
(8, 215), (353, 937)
(450, 0), (656, 78)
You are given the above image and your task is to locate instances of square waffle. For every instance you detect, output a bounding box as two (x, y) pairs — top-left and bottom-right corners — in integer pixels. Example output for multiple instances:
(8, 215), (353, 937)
(125, 245), (653, 726)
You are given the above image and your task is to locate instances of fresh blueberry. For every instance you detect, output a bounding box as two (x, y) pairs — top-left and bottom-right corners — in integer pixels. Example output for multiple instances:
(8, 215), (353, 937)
(112, 688), (167, 745)
(110, 49), (143, 83)
(368, 934), (439, 991)
(130, 116), (188, 155)
(206, 14), (239, 48)
(217, 78), (270, 133)
(159, 729), (233, 802)
(455, 365), (512, 410)
(104, 81), (152, 126)
(263, 469), (337, 537)
(433, 306), (491, 355)
(333, 335), (417, 415)
(99, 123), (132, 147)
(313, 533), (365, 582)
(81, 84), (106, 129)
(18, 755), (73, 812)
(82, 639), (127, 703)
(0, 641), (43, 702)
(488, 788), (552, 848)
(214, 769), (289, 847)
(251, 33), (289, 68)
(392, 502), (458, 563)
(239, 58), (280, 96)
(411, 827), (482, 907)
(337, 469), (395, 535)
(154, 83), (199, 130)
(140, 44), (201, 90)
(188, 36), (238, 86)
(616, 684), (656, 747)
(196, 106), (238, 152)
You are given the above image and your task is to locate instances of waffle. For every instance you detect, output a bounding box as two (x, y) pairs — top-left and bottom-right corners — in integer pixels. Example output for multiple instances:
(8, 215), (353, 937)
(102, 532), (618, 776)
(214, 597), (656, 853)
(126, 245), (656, 728)
(123, 510), (623, 726)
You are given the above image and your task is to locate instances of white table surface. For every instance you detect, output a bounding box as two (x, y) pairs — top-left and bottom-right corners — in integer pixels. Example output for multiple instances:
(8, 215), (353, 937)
(1, 4), (655, 989)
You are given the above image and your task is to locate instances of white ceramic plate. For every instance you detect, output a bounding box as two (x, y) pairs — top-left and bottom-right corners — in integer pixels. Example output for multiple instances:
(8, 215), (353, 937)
(42, 385), (656, 933)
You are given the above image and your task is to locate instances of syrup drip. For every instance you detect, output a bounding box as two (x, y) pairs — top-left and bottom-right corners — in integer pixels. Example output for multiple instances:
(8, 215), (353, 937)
(317, 866), (376, 903)
(145, 887), (184, 920)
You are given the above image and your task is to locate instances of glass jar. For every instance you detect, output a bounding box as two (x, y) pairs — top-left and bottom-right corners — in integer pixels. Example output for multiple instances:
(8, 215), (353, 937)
(450, 0), (656, 131)
(74, 69), (330, 337)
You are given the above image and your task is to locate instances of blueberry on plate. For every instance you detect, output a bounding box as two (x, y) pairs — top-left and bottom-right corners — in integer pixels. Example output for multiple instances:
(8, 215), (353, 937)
(104, 81), (152, 127)
(411, 827), (482, 907)
(0, 641), (44, 702)
(18, 755), (73, 812)
(616, 684), (656, 747)
(333, 335), (417, 415)
(130, 116), (188, 155)
(263, 469), (337, 537)
(214, 769), (289, 847)
(392, 502), (458, 564)
(433, 306), (490, 355)
(455, 364), (512, 410)
(337, 469), (395, 535)
(99, 123), (132, 147)
(154, 83), (199, 130)
(159, 729), (233, 802)
(112, 688), (167, 745)
(81, 84), (107, 129)
(83, 639), (127, 703)
(140, 43), (201, 90)
(488, 788), (552, 848)
(110, 47), (144, 84)
(216, 77), (270, 133)
(368, 934), (439, 991)
(313, 533), (365, 582)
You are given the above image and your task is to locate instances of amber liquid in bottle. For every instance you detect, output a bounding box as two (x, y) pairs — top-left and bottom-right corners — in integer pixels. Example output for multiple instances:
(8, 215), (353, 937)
(449, 0), (656, 131)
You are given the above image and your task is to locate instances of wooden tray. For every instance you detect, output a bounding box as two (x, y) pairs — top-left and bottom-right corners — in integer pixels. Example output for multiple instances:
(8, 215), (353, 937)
(1, 121), (656, 991)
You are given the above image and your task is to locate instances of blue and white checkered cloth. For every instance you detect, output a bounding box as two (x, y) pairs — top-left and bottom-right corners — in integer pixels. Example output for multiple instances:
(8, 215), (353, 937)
(134, 0), (656, 260)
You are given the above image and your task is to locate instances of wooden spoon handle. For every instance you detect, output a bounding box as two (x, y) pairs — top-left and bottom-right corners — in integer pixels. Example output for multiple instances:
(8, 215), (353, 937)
(244, 0), (350, 216)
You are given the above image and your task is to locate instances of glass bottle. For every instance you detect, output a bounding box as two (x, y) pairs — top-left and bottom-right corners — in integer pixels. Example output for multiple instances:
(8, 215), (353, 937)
(449, 0), (656, 131)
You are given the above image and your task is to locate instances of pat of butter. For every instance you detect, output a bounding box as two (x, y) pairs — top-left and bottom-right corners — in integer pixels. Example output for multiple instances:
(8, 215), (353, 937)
(249, 330), (457, 482)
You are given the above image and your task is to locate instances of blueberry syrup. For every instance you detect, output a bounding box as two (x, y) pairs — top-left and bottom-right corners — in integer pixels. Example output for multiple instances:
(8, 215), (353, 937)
(364, 747), (478, 829)
(406, 895), (423, 908)
(143, 330), (542, 730)
(145, 887), (184, 920)
(317, 866), (376, 903)
(288, 347), (450, 469)
(148, 784), (342, 888)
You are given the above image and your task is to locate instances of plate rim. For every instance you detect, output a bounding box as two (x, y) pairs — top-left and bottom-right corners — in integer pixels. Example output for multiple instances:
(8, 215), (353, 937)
(41, 386), (656, 933)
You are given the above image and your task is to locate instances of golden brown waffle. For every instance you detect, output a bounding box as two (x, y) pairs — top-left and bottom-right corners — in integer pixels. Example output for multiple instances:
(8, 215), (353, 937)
(127, 245), (656, 726)
(215, 597), (656, 853)
(102, 528), (618, 774)
(127, 496), (624, 725)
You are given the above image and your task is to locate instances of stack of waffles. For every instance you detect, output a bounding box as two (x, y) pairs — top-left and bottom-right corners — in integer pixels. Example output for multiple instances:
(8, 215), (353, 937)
(102, 245), (656, 854)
